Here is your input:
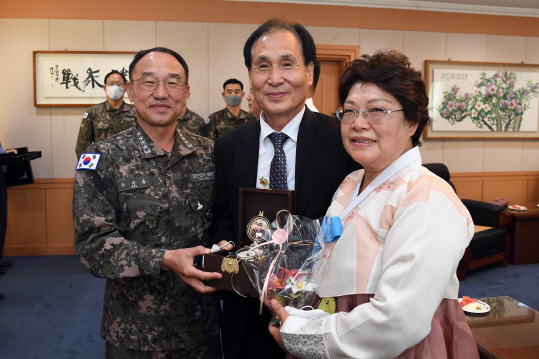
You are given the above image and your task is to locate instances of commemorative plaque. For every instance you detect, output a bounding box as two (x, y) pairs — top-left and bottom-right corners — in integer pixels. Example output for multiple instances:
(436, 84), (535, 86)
(202, 186), (296, 295)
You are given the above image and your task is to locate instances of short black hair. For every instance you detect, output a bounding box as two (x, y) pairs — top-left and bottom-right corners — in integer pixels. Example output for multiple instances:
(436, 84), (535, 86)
(104, 70), (127, 85)
(223, 78), (243, 91)
(243, 19), (317, 70)
(128, 47), (189, 83)
(312, 59), (321, 90)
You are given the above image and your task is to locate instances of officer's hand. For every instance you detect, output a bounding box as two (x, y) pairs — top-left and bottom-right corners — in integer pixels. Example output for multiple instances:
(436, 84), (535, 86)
(5, 149), (17, 154)
(268, 299), (290, 352)
(161, 246), (222, 294)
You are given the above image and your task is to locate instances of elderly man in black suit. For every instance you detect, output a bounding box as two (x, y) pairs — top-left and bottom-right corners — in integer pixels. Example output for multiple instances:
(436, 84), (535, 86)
(210, 19), (359, 359)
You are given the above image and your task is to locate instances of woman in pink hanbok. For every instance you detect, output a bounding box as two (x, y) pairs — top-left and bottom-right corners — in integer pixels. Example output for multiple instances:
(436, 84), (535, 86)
(269, 50), (479, 359)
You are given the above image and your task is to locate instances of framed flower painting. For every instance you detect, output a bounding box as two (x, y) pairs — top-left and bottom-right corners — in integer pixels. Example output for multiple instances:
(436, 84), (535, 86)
(424, 60), (539, 140)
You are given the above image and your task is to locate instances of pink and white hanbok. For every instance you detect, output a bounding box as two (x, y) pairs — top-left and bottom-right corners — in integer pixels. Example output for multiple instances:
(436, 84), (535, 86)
(281, 151), (479, 359)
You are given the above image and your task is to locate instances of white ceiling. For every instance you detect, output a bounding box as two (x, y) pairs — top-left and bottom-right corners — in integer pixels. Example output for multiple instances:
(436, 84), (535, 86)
(230, 0), (539, 17)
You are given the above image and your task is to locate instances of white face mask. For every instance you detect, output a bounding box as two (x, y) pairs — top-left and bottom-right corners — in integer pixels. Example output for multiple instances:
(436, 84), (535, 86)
(106, 85), (125, 101)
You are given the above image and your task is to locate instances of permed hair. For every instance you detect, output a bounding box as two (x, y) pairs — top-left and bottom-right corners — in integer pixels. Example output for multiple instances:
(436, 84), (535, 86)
(338, 50), (431, 147)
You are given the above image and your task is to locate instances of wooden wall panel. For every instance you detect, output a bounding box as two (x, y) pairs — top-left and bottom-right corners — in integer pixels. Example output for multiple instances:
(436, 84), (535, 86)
(453, 181), (482, 201)
(2, 0), (539, 37)
(5, 188), (47, 249)
(45, 188), (75, 251)
(482, 180), (528, 205)
(527, 180), (539, 208)
(4, 179), (74, 256)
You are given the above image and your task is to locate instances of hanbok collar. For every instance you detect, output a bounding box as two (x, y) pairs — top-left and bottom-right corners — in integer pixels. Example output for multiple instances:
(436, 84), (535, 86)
(339, 146), (421, 221)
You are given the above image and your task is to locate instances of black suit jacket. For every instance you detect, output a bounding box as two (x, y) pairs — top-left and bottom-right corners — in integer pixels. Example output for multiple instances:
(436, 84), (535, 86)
(211, 107), (359, 359)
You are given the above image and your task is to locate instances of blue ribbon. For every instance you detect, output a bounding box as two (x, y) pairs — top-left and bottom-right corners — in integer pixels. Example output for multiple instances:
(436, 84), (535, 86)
(322, 216), (342, 243)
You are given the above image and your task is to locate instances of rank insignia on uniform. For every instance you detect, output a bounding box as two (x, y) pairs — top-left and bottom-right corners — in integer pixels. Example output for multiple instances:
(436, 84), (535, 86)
(76, 153), (102, 171)
(118, 177), (150, 192)
(82, 112), (88, 119)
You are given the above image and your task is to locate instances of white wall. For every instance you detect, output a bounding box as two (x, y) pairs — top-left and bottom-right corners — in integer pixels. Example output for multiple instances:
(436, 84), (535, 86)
(1, 18), (539, 178)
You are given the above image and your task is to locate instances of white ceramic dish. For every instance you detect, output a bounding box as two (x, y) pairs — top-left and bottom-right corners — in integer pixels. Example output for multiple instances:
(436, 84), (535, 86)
(458, 298), (490, 314)
(508, 205), (527, 211)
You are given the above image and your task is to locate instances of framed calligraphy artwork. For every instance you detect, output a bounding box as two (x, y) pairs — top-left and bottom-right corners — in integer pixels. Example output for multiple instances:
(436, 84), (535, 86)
(424, 60), (539, 140)
(33, 51), (136, 107)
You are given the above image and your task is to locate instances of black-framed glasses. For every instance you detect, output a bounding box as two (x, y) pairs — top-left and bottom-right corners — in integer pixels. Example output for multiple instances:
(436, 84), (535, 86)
(133, 76), (186, 92)
(335, 106), (404, 123)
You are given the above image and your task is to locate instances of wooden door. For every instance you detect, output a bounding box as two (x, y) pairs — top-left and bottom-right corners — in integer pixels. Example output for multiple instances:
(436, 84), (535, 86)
(313, 45), (360, 116)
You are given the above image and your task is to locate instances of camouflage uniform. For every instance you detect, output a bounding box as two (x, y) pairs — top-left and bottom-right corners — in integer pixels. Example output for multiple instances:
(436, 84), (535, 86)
(206, 107), (256, 141)
(176, 107), (207, 138)
(75, 100), (137, 159)
(73, 122), (221, 354)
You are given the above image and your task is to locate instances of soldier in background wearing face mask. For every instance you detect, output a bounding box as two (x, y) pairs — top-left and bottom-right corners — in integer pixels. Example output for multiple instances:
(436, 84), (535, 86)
(206, 78), (256, 141)
(75, 70), (137, 159)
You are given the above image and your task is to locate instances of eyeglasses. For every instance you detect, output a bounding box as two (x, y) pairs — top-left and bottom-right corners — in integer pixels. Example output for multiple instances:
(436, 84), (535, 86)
(133, 76), (186, 92)
(335, 106), (404, 123)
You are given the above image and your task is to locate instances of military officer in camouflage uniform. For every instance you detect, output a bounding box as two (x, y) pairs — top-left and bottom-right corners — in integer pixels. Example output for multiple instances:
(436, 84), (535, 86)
(73, 47), (223, 359)
(75, 70), (137, 159)
(206, 78), (256, 141)
(177, 107), (207, 137)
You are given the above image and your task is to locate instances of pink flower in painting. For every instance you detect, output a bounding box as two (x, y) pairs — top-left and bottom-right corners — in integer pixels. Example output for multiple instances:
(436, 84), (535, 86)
(494, 72), (501, 79)
(472, 109), (478, 117)
(508, 92), (515, 98)
(483, 104), (491, 112)
(452, 85), (459, 93)
(500, 100), (507, 107)
(443, 109), (450, 117)
(508, 100), (516, 108)
(476, 102), (483, 110)
(448, 101), (457, 110)
(459, 102), (466, 110)
(463, 93), (470, 99)
(473, 88), (479, 95)
(515, 105), (521, 113)
(488, 85), (497, 94)
(509, 79), (515, 86)
(497, 89), (503, 97)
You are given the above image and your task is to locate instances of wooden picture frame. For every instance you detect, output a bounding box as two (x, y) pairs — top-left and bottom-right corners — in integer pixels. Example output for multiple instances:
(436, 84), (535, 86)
(33, 51), (136, 107)
(424, 60), (539, 140)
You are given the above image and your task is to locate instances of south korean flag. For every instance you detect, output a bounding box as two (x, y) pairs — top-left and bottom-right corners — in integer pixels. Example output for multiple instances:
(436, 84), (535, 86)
(76, 153), (102, 171)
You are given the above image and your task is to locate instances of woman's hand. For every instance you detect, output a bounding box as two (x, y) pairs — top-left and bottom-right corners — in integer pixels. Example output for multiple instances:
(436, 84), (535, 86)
(5, 149), (17, 154)
(268, 299), (290, 352)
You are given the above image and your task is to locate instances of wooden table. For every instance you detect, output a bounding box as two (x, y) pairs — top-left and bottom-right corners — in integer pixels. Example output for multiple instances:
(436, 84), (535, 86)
(465, 296), (539, 359)
(508, 207), (539, 264)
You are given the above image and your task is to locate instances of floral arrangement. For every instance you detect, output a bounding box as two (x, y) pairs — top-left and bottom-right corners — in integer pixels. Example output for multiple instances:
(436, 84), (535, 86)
(240, 214), (329, 316)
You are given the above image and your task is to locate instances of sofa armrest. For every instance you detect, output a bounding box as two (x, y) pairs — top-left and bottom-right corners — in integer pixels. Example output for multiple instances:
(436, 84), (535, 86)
(461, 199), (503, 228)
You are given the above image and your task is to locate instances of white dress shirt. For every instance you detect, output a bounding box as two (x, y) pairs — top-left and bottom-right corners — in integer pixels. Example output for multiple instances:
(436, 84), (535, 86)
(305, 97), (319, 113)
(256, 107), (305, 190)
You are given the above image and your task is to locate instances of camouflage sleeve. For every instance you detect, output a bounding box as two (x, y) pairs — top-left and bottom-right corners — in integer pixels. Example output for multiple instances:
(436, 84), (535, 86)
(246, 112), (257, 123)
(206, 114), (216, 141)
(196, 113), (208, 138)
(75, 109), (95, 160)
(73, 146), (167, 280)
